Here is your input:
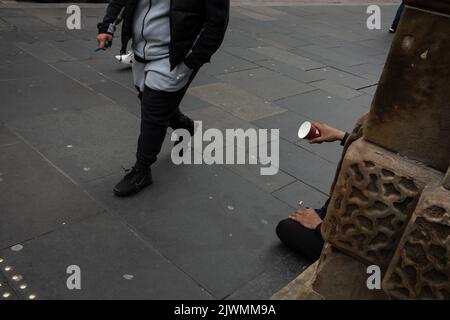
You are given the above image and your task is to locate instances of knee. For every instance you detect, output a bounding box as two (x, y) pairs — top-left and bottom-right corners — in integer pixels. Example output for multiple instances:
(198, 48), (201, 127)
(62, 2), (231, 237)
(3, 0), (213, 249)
(275, 218), (292, 242)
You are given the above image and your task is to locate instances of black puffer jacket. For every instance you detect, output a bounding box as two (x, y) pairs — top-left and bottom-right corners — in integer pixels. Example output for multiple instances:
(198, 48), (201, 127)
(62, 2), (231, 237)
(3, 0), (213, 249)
(97, 0), (229, 70)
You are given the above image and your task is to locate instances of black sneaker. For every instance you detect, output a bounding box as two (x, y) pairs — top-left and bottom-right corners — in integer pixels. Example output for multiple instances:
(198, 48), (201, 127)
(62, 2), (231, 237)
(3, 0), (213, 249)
(113, 165), (152, 197)
(389, 26), (396, 33)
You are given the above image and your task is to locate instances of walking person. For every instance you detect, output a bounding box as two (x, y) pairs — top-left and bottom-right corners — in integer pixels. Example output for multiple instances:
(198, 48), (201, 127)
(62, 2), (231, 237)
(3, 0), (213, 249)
(96, 0), (230, 197)
(389, 1), (405, 33)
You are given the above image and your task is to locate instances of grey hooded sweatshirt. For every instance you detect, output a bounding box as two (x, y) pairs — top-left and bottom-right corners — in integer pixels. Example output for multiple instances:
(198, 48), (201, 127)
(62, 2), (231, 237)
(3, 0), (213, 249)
(132, 0), (170, 60)
(131, 0), (193, 92)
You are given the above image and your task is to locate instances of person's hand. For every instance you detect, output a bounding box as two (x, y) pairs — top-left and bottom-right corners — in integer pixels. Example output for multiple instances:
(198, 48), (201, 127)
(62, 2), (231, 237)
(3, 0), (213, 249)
(309, 122), (345, 144)
(290, 208), (322, 230)
(97, 33), (113, 50)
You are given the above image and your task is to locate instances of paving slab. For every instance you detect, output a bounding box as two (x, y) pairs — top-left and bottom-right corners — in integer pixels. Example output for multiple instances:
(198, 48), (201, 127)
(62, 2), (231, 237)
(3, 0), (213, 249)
(85, 57), (135, 90)
(185, 106), (278, 152)
(189, 82), (286, 121)
(258, 32), (312, 50)
(179, 93), (215, 113)
(87, 162), (296, 299)
(23, 29), (76, 42)
(0, 28), (35, 45)
(0, 46), (55, 81)
(256, 59), (325, 83)
(296, 138), (344, 164)
(349, 92), (373, 109)
(274, 89), (367, 131)
(6, 104), (140, 184)
(190, 71), (221, 87)
(200, 50), (259, 76)
(1, 15), (55, 32)
(351, 62), (385, 78)
(227, 251), (309, 300)
(89, 80), (140, 116)
(0, 125), (19, 147)
(222, 46), (269, 63)
(0, 71), (111, 122)
(224, 162), (296, 194)
(252, 110), (309, 143)
(51, 60), (109, 86)
(0, 212), (212, 300)
(331, 43), (387, 58)
(278, 139), (336, 194)
(272, 180), (329, 210)
(296, 44), (366, 67)
(250, 46), (324, 71)
(218, 67), (314, 101)
(309, 79), (363, 99)
(306, 66), (377, 90)
(0, 140), (103, 249)
(49, 38), (113, 61)
(222, 28), (267, 48)
(232, 19), (287, 35)
(233, 7), (278, 22)
(360, 84), (378, 95)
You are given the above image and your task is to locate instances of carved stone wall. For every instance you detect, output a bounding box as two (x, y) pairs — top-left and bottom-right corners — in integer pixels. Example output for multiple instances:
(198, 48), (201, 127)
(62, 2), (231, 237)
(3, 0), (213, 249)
(322, 138), (443, 269)
(383, 184), (450, 299)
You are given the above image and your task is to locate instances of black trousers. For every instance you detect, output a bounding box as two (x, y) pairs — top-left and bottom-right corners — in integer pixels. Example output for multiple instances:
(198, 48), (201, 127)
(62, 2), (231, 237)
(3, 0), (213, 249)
(136, 70), (197, 167)
(275, 200), (329, 261)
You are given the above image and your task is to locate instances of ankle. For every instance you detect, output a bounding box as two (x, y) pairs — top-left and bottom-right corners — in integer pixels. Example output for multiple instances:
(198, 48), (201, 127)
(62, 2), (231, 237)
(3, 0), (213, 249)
(134, 161), (150, 172)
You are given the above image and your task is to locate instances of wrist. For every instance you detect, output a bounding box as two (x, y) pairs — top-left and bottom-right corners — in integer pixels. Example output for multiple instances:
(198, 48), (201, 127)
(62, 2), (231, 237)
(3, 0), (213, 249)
(336, 130), (346, 141)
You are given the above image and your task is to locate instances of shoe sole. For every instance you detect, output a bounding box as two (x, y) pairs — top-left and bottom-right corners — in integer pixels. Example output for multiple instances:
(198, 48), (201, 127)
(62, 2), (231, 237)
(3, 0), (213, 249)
(113, 180), (153, 198)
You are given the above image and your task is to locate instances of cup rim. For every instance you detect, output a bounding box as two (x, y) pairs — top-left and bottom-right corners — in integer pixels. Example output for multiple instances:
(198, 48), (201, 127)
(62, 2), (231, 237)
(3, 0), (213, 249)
(298, 121), (312, 139)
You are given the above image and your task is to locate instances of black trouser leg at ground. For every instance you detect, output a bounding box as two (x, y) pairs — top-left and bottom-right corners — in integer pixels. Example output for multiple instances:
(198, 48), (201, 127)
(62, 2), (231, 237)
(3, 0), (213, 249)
(276, 219), (324, 261)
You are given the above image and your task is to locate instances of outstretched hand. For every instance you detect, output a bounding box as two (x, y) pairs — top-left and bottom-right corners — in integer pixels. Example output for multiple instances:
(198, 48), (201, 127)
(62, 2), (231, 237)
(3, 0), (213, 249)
(309, 122), (345, 144)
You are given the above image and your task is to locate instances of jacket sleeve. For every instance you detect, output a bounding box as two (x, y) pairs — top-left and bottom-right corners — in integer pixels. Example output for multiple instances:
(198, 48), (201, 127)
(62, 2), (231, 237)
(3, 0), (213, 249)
(184, 0), (230, 70)
(97, 0), (127, 35)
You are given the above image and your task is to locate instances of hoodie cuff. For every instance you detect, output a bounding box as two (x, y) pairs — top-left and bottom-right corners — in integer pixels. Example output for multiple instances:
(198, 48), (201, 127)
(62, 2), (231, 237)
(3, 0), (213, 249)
(97, 22), (114, 36)
(314, 223), (323, 238)
(340, 132), (349, 146)
(184, 54), (203, 71)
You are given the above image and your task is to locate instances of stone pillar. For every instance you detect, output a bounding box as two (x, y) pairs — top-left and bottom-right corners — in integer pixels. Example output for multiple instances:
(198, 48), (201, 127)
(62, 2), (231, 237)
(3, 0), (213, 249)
(364, 0), (450, 172)
(273, 0), (450, 300)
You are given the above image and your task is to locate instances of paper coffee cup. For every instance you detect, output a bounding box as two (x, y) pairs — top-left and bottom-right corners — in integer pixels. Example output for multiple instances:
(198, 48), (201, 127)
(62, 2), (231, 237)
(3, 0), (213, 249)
(298, 121), (321, 140)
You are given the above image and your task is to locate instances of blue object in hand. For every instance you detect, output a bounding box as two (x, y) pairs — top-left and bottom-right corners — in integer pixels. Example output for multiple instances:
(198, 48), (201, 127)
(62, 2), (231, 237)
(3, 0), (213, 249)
(95, 40), (112, 52)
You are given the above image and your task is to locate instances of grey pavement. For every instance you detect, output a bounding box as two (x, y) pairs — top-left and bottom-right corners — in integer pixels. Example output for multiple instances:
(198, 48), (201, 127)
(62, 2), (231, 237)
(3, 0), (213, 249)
(0, 1), (396, 300)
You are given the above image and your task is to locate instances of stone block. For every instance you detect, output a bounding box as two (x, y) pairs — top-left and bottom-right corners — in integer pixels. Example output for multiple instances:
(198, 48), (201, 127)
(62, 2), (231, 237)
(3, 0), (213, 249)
(311, 245), (388, 300)
(322, 138), (443, 268)
(383, 184), (450, 299)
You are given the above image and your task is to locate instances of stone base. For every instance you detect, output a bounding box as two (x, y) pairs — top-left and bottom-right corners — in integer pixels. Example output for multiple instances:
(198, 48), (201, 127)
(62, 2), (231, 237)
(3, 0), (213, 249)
(311, 245), (388, 300)
(273, 245), (389, 300)
(271, 261), (323, 300)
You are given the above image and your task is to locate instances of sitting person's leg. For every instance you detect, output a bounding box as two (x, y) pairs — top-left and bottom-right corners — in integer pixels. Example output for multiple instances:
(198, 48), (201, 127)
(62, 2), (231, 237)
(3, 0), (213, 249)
(276, 199), (330, 260)
(276, 217), (324, 260)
